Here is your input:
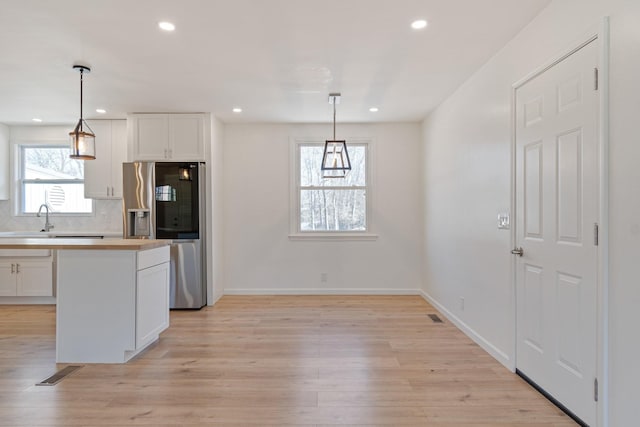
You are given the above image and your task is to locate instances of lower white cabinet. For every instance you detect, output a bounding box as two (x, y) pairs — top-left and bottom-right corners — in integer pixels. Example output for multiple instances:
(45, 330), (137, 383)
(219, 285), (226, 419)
(136, 259), (170, 349)
(0, 258), (53, 297)
(56, 245), (170, 363)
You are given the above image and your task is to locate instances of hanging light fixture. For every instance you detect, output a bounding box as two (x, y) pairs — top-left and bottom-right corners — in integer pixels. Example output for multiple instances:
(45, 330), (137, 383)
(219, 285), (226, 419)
(69, 64), (96, 160)
(321, 93), (351, 178)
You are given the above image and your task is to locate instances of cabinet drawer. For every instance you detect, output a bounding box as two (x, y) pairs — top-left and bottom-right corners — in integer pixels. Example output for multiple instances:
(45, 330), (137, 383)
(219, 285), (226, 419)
(0, 249), (51, 257)
(137, 245), (170, 270)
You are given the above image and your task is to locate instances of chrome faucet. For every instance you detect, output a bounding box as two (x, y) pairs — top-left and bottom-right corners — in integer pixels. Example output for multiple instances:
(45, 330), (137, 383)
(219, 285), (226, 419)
(37, 204), (54, 232)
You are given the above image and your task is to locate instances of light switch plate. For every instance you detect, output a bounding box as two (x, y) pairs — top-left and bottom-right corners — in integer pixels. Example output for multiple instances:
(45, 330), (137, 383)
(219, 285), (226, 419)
(498, 212), (510, 230)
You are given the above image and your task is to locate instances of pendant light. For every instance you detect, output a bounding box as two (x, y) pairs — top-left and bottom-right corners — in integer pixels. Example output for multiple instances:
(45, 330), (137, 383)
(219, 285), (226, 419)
(321, 93), (351, 178)
(69, 64), (96, 160)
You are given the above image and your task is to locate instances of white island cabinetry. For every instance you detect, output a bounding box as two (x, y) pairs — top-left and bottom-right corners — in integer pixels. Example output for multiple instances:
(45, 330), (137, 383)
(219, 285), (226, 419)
(56, 244), (170, 363)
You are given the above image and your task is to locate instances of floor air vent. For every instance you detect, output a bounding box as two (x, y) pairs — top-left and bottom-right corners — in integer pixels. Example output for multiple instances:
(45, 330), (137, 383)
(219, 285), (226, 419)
(36, 365), (83, 386)
(428, 314), (443, 323)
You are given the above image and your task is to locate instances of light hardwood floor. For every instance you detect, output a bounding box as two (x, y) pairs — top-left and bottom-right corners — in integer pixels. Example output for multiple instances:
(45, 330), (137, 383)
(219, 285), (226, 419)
(0, 296), (576, 426)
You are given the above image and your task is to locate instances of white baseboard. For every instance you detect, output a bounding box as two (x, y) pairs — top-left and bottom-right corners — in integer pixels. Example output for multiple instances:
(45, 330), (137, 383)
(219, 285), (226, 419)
(223, 288), (421, 296)
(208, 292), (224, 306)
(0, 296), (56, 305)
(419, 289), (514, 371)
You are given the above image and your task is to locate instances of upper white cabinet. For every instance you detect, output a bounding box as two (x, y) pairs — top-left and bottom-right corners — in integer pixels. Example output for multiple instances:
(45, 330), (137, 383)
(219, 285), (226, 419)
(84, 120), (127, 199)
(129, 113), (207, 161)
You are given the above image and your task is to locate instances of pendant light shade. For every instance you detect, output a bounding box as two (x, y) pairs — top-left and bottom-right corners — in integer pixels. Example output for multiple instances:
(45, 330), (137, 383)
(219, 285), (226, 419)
(69, 65), (96, 160)
(321, 93), (351, 178)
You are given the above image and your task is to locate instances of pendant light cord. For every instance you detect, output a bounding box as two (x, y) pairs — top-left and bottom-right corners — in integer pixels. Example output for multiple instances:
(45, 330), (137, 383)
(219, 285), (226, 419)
(333, 98), (336, 140)
(79, 69), (84, 122)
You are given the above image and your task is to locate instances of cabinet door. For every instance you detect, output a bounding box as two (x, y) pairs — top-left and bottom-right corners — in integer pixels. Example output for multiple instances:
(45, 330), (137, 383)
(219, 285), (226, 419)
(15, 261), (52, 296)
(131, 114), (169, 160)
(110, 120), (127, 198)
(0, 262), (16, 296)
(84, 120), (113, 199)
(136, 262), (170, 349)
(168, 114), (205, 161)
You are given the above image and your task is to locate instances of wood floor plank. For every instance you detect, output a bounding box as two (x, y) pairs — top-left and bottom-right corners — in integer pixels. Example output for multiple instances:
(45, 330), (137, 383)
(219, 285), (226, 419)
(0, 296), (577, 426)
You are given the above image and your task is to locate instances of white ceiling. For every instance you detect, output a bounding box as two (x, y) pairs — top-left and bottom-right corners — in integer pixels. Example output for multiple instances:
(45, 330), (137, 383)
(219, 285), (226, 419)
(0, 0), (551, 125)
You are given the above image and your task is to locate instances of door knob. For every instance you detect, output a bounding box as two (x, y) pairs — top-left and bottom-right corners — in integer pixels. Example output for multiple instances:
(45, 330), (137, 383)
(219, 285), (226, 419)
(511, 247), (524, 257)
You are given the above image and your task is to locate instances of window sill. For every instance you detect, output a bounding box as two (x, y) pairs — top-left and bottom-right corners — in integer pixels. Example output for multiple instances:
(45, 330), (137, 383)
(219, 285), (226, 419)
(288, 233), (378, 241)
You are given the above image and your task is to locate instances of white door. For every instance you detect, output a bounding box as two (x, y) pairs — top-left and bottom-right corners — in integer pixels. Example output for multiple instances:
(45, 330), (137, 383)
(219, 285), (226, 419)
(515, 40), (598, 425)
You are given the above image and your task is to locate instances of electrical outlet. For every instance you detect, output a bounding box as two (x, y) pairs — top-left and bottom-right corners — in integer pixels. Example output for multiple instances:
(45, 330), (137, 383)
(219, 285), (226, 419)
(320, 273), (328, 283)
(459, 297), (465, 311)
(497, 211), (510, 230)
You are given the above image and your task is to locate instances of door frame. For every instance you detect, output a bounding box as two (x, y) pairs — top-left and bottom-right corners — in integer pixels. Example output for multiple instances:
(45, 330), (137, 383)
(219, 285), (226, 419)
(509, 18), (610, 427)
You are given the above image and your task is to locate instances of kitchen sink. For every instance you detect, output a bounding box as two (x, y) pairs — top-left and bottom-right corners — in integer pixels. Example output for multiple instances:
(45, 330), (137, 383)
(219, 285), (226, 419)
(0, 231), (109, 239)
(0, 231), (53, 238)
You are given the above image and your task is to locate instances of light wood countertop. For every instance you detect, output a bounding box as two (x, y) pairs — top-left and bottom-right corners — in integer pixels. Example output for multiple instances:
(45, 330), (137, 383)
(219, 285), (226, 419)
(0, 238), (168, 250)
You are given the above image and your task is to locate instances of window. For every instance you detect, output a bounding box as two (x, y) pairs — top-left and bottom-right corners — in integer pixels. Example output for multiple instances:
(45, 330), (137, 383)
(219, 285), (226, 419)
(20, 145), (92, 214)
(293, 141), (371, 236)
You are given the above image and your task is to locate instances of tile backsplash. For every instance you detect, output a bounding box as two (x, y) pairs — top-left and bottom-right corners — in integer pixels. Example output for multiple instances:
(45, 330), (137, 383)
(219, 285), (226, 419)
(0, 199), (123, 233)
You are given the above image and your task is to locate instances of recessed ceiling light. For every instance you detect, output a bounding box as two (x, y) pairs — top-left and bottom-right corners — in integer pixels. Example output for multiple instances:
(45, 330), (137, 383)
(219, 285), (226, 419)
(232, 108), (242, 113)
(369, 107), (379, 112)
(158, 21), (175, 32)
(96, 109), (106, 114)
(411, 19), (428, 30)
(32, 118), (42, 122)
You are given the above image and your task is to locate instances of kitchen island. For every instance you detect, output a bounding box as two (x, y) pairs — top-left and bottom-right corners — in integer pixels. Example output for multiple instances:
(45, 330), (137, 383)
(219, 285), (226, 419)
(0, 238), (170, 363)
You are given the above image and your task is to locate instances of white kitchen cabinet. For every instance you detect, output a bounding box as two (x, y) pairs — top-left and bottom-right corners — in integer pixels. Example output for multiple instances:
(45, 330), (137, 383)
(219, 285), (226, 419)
(0, 258), (53, 297)
(56, 245), (170, 363)
(84, 120), (127, 199)
(136, 262), (170, 348)
(0, 263), (14, 296)
(129, 113), (207, 161)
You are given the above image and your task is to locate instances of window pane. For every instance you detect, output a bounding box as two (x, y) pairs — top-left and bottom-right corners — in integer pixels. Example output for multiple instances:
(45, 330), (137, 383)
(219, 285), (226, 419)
(300, 189), (366, 231)
(23, 182), (92, 214)
(300, 145), (365, 187)
(23, 147), (84, 179)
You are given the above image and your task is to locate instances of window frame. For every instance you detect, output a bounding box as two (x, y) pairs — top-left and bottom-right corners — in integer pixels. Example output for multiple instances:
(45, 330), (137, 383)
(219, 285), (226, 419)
(15, 142), (94, 217)
(289, 137), (377, 241)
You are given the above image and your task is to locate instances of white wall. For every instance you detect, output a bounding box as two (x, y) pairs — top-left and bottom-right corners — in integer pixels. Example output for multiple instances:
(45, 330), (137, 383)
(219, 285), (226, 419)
(0, 125), (122, 232)
(421, 0), (640, 425)
(223, 123), (423, 294)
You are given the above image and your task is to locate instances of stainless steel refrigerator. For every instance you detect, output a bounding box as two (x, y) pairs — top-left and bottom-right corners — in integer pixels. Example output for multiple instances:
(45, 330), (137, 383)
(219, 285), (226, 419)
(122, 161), (207, 309)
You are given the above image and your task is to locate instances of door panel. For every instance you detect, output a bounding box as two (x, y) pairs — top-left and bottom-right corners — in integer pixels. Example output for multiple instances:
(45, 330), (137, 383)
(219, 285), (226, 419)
(557, 129), (582, 243)
(515, 40), (598, 426)
(523, 264), (544, 353)
(556, 272), (583, 377)
(524, 141), (543, 239)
